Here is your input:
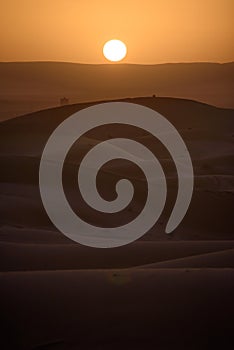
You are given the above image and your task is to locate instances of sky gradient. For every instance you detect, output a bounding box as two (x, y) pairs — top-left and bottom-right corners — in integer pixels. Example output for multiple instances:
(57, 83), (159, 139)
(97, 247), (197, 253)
(1, 0), (233, 64)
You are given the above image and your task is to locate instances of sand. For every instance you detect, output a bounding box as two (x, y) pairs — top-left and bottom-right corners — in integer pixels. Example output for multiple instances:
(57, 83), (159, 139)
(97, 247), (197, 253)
(1, 269), (234, 349)
(0, 61), (233, 121)
(1, 96), (233, 349)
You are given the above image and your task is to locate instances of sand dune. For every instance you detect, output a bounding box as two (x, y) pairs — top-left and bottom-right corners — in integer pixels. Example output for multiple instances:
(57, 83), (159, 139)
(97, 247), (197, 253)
(1, 97), (233, 239)
(1, 96), (234, 349)
(0, 61), (233, 121)
(2, 240), (234, 272)
(136, 248), (234, 269)
(1, 269), (233, 349)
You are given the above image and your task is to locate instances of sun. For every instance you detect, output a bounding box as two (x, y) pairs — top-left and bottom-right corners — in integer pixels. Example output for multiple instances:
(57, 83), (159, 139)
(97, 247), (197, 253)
(103, 40), (127, 62)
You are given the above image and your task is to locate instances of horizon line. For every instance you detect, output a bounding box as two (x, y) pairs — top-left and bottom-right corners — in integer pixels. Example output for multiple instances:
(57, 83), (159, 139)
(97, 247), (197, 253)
(0, 60), (234, 66)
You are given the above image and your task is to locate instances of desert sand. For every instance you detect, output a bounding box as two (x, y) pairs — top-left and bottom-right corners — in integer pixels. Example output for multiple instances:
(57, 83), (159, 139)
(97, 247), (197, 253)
(0, 97), (233, 349)
(0, 62), (233, 121)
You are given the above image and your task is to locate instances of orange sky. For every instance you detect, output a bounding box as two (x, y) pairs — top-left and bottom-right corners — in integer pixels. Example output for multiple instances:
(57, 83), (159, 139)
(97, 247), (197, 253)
(0, 0), (233, 64)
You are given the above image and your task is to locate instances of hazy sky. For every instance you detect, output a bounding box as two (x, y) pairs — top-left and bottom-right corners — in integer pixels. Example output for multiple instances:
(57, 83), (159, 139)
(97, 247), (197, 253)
(1, 0), (233, 64)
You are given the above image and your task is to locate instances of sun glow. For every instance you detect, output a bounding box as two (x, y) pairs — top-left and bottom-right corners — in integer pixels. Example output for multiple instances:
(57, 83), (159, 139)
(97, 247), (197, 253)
(103, 40), (127, 62)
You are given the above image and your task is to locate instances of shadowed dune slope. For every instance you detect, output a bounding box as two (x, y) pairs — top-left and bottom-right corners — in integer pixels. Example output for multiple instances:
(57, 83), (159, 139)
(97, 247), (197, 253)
(1, 97), (234, 350)
(1, 269), (234, 349)
(0, 97), (233, 240)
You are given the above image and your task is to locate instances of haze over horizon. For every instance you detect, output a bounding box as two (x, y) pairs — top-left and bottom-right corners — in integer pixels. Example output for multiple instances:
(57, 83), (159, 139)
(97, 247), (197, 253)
(2, 60), (234, 65)
(1, 0), (233, 64)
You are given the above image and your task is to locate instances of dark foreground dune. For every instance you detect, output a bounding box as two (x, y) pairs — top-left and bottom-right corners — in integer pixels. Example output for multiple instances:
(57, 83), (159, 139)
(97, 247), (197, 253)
(1, 96), (233, 239)
(1, 97), (233, 349)
(1, 269), (234, 349)
(1, 240), (234, 272)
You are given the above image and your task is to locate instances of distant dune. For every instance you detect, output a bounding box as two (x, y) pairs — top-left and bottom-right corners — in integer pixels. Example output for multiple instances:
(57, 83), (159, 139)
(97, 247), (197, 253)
(0, 61), (233, 121)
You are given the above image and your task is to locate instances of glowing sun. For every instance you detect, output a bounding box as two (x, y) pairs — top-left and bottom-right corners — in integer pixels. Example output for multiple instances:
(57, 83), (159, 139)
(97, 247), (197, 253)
(103, 40), (127, 62)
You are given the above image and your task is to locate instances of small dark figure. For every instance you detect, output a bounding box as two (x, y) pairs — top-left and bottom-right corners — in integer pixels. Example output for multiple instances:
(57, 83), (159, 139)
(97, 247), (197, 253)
(60, 97), (69, 106)
(152, 94), (157, 98)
